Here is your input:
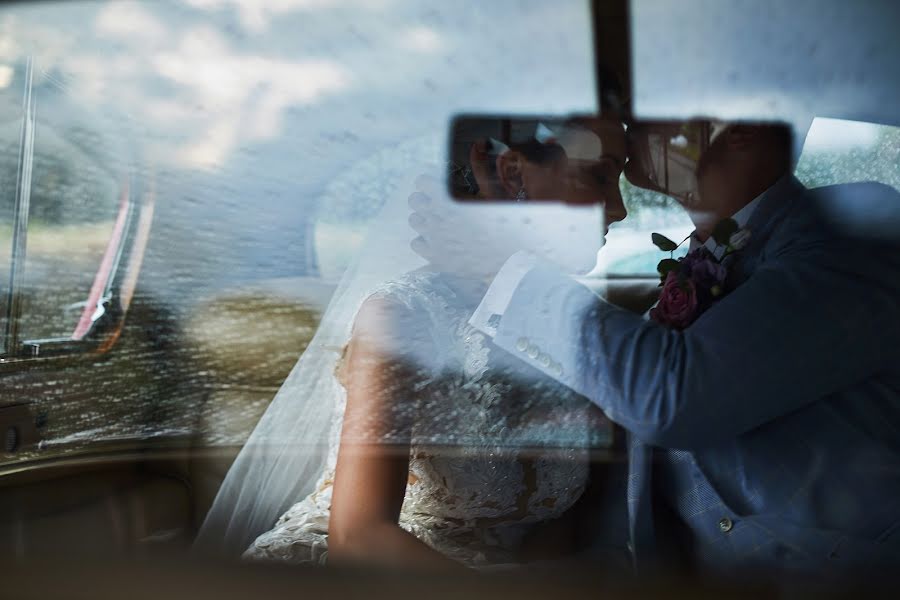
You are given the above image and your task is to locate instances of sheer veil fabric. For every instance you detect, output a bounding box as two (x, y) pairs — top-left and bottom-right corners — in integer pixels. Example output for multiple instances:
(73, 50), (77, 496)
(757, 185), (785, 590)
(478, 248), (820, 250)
(194, 139), (436, 557)
(194, 135), (607, 558)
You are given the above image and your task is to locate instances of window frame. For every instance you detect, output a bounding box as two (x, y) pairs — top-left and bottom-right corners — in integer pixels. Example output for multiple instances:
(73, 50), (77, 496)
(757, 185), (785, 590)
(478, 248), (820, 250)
(0, 58), (154, 369)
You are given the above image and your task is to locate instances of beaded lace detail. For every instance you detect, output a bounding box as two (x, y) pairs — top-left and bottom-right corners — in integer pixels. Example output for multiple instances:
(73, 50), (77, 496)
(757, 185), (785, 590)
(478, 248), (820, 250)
(244, 272), (591, 567)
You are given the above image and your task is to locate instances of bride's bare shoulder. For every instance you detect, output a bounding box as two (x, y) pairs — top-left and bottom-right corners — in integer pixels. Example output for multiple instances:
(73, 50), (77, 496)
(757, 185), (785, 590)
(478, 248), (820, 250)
(335, 292), (435, 397)
(334, 272), (448, 393)
(355, 270), (444, 331)
(348, 277), (439, 364)
(352, 293), (420, 339)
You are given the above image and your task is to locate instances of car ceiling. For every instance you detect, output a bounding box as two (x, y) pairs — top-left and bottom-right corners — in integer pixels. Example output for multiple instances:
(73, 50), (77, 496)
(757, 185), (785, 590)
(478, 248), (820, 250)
(630, 0), (900, 128)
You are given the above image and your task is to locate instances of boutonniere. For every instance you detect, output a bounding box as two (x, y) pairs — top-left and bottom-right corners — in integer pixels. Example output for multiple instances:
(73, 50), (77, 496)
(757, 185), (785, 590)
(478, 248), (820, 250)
(649, 218), (751, 330)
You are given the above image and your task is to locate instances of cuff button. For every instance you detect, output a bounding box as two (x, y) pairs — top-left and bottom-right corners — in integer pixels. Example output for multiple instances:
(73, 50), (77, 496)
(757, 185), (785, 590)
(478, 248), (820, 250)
(718, 517), (734, 533)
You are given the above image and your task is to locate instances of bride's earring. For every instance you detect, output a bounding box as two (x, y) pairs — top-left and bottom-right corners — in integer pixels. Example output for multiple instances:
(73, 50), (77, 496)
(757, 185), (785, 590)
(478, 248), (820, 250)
(516, 187), (527, 202)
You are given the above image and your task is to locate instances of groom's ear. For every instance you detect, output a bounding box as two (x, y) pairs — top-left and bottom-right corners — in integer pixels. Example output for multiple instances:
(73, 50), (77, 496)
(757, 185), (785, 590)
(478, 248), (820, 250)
(497, 151), (525, 198)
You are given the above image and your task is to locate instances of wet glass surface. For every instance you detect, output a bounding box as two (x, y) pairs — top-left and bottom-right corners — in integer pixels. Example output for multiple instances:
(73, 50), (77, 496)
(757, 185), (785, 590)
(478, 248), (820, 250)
(0, 0), (898, 584)
(0, 0), (897, 460)
(0, 0), (598, 461)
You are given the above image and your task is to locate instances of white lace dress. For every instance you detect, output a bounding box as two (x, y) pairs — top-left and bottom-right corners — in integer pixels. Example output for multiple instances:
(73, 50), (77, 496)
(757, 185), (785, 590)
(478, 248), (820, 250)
(243, 272), (603, 567)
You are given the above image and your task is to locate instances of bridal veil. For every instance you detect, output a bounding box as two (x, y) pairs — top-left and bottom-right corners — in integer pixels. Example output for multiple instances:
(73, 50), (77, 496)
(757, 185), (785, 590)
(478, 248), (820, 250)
(194, 129), (607, 557)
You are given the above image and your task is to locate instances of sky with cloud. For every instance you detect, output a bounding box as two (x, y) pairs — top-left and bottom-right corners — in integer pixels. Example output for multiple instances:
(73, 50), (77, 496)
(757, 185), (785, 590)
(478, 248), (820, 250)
(1, 0), (894, 297)
(1, 0), (596, 170)
(0, 0), (598, 294)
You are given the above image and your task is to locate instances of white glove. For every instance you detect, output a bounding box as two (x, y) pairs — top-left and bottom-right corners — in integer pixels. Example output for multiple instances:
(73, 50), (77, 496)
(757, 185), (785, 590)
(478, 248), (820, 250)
(408, 175), (525, 282)
(408, 175), (605, 280)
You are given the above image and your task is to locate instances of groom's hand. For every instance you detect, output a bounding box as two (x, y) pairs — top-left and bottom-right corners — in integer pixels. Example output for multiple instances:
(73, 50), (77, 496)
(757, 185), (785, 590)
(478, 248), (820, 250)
(408, 175), (515, 281)
(407, 175), (448, 267)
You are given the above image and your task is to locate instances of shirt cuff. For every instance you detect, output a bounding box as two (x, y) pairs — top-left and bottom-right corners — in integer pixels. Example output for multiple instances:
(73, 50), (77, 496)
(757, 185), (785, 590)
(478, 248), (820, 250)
(469, 251), (540, 338)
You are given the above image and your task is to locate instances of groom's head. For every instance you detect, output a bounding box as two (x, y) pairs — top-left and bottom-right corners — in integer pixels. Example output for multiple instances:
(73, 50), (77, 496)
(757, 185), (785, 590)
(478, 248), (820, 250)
(695, 122), (793, 205)
(625, 119), (794, 232)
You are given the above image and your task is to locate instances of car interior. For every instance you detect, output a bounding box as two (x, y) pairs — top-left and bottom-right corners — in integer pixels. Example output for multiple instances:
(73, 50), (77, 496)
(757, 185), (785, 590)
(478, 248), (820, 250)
(0, 0), (898, 596)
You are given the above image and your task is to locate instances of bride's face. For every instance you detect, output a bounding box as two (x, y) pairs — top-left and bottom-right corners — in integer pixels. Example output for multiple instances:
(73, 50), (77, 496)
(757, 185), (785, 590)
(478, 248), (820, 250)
(500, 118), (627, 234)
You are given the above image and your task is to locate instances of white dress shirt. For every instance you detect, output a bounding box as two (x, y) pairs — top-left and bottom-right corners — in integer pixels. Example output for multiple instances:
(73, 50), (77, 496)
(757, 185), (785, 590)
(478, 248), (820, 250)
(688, 193), (762, 255)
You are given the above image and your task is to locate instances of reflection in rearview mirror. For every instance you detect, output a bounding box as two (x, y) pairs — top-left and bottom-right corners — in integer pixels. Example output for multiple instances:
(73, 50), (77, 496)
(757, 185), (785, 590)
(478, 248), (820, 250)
(447, 115), (626, 204)
(447, 115), (792, 207)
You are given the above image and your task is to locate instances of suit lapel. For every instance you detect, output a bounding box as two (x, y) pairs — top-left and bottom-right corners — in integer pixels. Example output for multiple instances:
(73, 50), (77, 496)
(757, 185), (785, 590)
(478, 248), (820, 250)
(728, 175), (805, 286)
(742, 175), (805, 258)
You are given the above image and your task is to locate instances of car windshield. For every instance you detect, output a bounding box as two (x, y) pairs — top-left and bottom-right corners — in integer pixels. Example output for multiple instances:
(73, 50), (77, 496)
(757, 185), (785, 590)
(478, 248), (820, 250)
(1, 0), (597, 448)
(1, 0), (898, 593)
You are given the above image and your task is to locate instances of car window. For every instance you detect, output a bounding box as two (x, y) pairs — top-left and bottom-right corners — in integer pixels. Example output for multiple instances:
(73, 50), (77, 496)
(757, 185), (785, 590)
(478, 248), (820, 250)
(5, 2), (892, 458)
(18, 70), (129, 341)
(0, 1), (598, 458)
(0, 70), (23, 351)
(796, 117), (900, 191)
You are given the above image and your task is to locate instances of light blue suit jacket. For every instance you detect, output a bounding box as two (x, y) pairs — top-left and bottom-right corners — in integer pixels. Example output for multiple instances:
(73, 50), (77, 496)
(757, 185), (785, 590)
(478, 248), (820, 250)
(491, 176), (900, 576)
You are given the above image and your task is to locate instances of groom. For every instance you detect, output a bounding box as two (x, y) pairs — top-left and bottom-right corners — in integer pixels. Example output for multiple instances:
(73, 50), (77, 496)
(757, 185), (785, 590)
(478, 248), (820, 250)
(409, 119), (900, 578)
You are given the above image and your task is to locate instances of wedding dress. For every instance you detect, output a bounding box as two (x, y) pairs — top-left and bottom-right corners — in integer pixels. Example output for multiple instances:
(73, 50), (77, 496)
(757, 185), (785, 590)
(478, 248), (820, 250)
(195, 133), (609, 566)
(243, 270), (606, 567)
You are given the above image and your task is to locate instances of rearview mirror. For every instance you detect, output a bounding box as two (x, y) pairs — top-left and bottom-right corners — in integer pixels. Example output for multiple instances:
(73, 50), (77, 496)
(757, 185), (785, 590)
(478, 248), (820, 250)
(447, 115), (625, 204)
(447, 115), (792, 205)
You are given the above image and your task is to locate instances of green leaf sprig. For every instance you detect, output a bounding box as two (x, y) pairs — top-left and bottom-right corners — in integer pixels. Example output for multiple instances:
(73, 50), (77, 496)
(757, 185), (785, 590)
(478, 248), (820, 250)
(650, 217), (744, 284)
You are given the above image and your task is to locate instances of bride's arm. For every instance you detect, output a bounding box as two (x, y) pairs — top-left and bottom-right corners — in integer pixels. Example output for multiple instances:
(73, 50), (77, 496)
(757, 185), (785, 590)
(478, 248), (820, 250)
(328, 296), (464, 570)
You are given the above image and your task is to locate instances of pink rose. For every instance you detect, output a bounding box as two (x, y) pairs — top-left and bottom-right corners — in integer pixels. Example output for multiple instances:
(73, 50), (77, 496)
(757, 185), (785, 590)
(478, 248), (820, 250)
(651, 272), (699, 330)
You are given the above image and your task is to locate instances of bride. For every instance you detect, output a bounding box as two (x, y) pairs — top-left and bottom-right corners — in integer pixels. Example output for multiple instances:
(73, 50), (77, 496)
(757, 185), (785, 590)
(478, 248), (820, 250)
(195, 118), (628, 568)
